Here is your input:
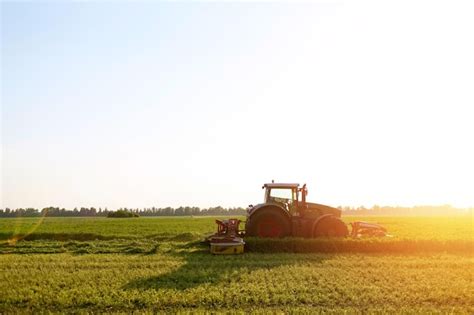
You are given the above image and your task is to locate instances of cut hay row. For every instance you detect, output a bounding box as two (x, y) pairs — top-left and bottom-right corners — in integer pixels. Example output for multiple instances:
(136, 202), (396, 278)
(0, 231), (202, 242)
(245, 237), (474, 255)
(2, 236), (473, 255)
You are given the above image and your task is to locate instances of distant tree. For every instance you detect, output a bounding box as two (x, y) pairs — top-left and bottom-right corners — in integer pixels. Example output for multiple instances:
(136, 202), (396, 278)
(107, 210), (139, 218)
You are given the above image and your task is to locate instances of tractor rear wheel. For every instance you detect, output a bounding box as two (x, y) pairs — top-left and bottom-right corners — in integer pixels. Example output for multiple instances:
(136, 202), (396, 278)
(247, 208), (290, 238)
(313, 216), (349, 237)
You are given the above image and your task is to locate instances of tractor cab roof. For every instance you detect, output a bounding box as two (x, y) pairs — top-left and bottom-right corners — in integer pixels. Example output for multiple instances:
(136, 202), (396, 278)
(263, 183), (300, 189)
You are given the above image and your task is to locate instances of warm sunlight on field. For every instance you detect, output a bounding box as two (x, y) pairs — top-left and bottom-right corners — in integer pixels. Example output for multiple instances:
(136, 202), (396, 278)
(2, 253), (472, 313)
(2, 1), (474, 313)
(1, 215), (473, 242)
(0, 216), (473, 312)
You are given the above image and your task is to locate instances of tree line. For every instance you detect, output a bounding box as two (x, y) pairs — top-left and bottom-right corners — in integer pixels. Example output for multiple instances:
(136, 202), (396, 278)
(0, 204), (470, 218)
(0, 206), (247, 217)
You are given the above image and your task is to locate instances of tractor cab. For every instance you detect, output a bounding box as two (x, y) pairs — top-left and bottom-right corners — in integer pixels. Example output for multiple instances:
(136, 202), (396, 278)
(263, 182), (308, 214)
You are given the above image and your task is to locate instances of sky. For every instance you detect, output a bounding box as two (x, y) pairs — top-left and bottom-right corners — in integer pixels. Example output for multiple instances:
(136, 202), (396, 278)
(1, 1), (473, 210)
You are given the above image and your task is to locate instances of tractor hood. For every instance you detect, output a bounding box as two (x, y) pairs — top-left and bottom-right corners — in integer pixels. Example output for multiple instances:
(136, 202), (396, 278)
(305, 202), (342, 217)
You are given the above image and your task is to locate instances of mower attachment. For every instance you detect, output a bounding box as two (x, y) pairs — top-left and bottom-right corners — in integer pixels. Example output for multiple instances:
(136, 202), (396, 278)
(350, 221), (387, 237)
(208, 219), (245, 255)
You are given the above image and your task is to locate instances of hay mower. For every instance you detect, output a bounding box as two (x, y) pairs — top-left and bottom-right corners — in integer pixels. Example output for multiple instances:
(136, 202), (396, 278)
(208, 181), (387, 254)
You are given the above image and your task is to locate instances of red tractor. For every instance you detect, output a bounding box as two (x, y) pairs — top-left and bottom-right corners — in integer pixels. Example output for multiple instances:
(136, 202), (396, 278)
(245, 182), (385, 238)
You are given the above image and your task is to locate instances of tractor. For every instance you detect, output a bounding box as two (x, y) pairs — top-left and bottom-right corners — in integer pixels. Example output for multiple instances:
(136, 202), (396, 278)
(208, 181), (387, 254)
(245, 181), (349, 238)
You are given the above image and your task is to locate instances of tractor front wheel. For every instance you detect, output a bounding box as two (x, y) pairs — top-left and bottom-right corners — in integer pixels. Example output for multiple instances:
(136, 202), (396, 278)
(313, 216), (349, 237)
(247, 209), (290, 238)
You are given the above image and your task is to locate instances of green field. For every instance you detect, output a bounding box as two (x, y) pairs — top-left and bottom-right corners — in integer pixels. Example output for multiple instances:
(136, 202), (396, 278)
(1, 216), (473, 313)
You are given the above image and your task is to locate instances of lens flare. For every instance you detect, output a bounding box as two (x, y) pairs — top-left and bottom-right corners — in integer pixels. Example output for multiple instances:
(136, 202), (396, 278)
(8, 210), (48, 245)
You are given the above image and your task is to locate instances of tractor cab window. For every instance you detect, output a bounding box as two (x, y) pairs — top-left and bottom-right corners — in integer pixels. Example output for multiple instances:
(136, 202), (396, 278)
(269, 188), (295, 202)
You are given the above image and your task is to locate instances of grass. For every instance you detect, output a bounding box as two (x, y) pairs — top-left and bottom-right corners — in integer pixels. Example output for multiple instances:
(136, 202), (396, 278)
(245, 237), (473, 254)
(1, 252), (472, 313)
(1, 215), (472, 241)
(342, 215), (474, 240)
(0, 215), (473, 313)
(1, 215), (472, 254)
(0, 216), (222, 241)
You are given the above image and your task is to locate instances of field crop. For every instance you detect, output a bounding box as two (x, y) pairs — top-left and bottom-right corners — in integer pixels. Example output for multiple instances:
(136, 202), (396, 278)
(1, 215), (472, 255)
(1, 215), (473, 313)
(0, 216), (222, 241)
(1, 215), (472, 241)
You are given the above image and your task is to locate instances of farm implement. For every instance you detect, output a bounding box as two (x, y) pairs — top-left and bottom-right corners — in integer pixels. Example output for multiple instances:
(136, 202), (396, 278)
(208, 181), (387, 254)
(208, 219), (245, 254)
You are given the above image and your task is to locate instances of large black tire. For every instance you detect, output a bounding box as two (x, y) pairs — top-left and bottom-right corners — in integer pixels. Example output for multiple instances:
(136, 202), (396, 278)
(313, 216), (349, 237)
(246, 208), (291, 238)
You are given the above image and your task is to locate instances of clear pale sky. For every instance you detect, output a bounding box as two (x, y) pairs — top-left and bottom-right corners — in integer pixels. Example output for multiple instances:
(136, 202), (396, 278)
(1, 1), (473, 209)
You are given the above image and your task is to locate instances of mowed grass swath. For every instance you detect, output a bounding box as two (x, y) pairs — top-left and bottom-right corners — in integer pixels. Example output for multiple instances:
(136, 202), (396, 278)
(1, 215), (473, 313)
(1, 216), (472, 254)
